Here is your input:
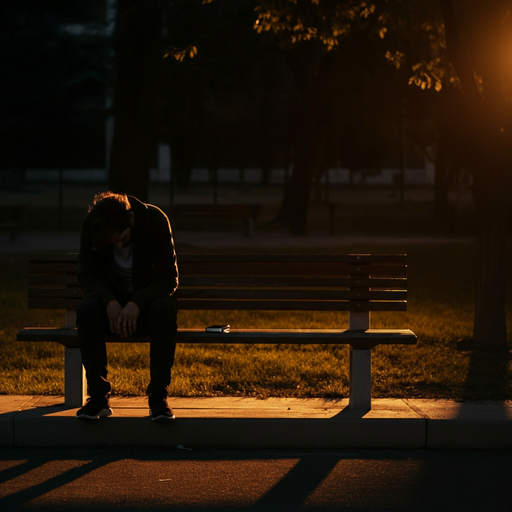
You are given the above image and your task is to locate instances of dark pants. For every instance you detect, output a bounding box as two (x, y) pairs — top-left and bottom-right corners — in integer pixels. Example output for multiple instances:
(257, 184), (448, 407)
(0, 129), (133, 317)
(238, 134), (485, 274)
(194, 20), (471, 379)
(76, 295), (178, 399)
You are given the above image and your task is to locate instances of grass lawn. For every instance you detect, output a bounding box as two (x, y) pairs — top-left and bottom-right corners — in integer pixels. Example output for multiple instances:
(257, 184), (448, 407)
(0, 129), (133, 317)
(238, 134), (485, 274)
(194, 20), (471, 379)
(0, 242), (511, 400)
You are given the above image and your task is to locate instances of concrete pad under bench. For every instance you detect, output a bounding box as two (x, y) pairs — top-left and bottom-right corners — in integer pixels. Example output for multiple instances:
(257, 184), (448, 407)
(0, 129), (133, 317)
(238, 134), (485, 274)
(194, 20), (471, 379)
(8, 397), (425, 449)
(406, 399), (512, 449)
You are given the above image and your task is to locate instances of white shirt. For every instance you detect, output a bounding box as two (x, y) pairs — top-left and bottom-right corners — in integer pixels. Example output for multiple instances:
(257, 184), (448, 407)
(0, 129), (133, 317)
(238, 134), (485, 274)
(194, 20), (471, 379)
(113, 243), (134, 294)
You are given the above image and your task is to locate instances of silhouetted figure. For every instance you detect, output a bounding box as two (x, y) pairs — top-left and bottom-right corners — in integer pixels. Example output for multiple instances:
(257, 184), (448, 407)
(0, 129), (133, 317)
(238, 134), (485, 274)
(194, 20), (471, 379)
(76, 192), (178, 421)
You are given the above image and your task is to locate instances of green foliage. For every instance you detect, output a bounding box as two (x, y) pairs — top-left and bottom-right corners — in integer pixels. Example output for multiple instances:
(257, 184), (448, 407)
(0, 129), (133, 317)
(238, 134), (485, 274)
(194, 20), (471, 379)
(254, 0), (377, 49)
(250, 1), (461, 92)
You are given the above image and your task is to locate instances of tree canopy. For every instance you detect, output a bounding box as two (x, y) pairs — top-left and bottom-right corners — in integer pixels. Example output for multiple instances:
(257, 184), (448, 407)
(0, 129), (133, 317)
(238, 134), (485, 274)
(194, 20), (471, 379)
(228, 0), (512, 352)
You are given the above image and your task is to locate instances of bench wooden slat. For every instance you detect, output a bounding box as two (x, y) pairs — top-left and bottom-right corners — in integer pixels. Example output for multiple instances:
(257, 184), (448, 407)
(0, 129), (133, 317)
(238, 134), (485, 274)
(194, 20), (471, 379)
(178, 262), (407, 277)
(179, 276), (407, 288)
(175, 289), (407, 301)
(27, 299), (81, 310)
(17, 327), (416, 350)
(176, 299), (408, 311)
(28, 275), (79, 286)
(27, 253), (406, 264)
(28, 263), (407, 280)
(27, 276), (407, 291)
(29, 289), (84, 299)
(28, 286), (407, 301)
(28, 263), (79, 273)
(27, 253), (79, 262)
(27, 298), (408, 311)
(178, 254), (406, 263)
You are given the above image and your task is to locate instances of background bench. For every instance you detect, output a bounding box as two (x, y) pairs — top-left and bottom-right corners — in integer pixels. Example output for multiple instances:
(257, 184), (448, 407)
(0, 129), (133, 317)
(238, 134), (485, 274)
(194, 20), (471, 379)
(168, 204), (262, 237)
(17, 253), (417, 410)
(0, 205), (25, 241)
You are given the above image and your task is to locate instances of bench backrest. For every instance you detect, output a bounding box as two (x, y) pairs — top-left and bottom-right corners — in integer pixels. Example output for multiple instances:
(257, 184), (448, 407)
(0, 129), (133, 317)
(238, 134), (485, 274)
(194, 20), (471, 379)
(27, 253), (408, 328)
(0, 205), (25, 221)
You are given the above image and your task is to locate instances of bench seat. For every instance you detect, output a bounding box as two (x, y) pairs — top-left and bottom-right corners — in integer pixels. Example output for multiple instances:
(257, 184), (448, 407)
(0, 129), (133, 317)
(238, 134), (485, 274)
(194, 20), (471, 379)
(17, 327), (417, 349)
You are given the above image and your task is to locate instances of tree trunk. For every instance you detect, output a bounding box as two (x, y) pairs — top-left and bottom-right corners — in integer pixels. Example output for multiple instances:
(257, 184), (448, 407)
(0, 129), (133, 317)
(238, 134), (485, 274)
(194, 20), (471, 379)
(278, 50), (342, 234)
(440, 0), (511, 352)
(169, 131), (195, 192)
(471, 143), (510, 352)
(471, 127), (510, 352)
(108, 0), (161, 202)
(473, 195), (508, 351)
(279, 126), (323, 234)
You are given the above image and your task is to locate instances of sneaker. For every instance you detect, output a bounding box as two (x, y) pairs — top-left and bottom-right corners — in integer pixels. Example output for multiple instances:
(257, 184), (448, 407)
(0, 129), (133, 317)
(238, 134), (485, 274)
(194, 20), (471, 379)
(149, 396), (175, 421)
(76, 395), (113, 420)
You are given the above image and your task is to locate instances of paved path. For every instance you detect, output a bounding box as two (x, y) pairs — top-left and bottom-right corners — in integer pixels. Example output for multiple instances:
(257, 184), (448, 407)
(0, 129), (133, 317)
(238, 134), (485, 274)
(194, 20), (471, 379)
(1, 396), (511, 449)
(1, 447), (511, 511)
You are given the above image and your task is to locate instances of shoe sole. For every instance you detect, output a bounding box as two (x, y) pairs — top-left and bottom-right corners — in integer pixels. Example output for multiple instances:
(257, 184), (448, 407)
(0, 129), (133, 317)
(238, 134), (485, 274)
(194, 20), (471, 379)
(149, 409), (175, 421)
(76, 407), (113, 420)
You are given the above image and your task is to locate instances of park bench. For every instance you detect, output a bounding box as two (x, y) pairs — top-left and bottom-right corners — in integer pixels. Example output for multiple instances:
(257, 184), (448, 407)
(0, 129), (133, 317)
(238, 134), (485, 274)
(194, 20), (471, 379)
(0, 205), (25, 241)
(168, 204), (262, 237)
(17, 253), (416, 410)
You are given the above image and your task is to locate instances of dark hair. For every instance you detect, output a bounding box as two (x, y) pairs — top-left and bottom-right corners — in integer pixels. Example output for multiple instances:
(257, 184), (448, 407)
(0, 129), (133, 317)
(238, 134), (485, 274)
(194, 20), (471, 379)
(87, 192), (132, 248)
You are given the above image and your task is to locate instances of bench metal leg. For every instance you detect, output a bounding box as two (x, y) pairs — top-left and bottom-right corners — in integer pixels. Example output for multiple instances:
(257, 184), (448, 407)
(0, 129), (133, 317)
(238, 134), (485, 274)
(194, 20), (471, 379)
(348, 310), (371, 409)
(349, 348), (372, 409)
(64, 347), (86, 408)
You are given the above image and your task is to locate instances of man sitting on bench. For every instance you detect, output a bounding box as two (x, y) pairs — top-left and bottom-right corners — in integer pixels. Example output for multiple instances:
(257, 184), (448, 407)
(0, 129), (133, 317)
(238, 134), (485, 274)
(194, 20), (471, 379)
(76, 192), (179, 421)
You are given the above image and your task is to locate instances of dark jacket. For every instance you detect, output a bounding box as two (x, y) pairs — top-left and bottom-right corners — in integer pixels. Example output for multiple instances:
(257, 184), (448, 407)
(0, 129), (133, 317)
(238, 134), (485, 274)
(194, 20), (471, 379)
(77, 196), (179, 310)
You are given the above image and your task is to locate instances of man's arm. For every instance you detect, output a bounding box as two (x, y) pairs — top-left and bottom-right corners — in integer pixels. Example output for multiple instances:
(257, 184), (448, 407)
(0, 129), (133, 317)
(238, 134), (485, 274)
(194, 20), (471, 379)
(129, 207), (179, 311)
(77, 214), (118, 308)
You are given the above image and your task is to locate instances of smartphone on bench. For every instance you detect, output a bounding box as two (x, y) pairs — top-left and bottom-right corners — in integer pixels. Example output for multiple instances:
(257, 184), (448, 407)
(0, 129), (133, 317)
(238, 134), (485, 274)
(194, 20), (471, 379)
(205, 325), (230, 333)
